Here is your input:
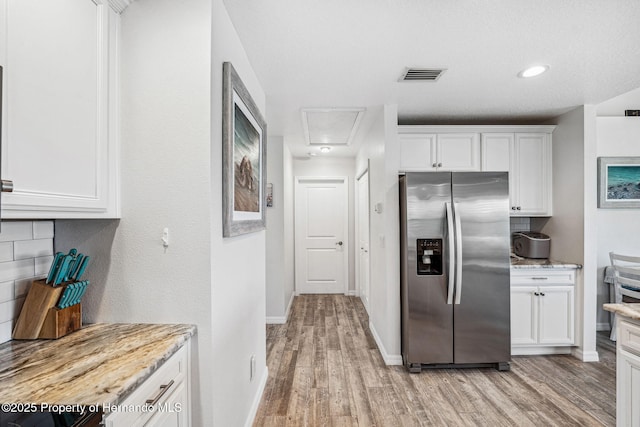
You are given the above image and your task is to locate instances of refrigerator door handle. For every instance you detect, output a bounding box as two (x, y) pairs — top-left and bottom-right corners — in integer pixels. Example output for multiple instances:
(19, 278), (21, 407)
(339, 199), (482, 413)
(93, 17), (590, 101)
(453, 202), (463, 305)
(445, 202), (455, 305)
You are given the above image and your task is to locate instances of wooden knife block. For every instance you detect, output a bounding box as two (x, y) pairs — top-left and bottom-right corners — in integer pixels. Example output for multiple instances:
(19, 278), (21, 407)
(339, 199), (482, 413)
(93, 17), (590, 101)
(12, 279), (82, 340)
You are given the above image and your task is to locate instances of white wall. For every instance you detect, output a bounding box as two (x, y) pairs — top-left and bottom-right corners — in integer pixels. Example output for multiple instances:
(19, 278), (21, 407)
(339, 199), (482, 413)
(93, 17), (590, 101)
(56, 1), (270, 426)
(293, 156), (357, 293)
(56, 0), (214, 424)
(542, 106), (599, 361)
(283, 145), (295, 315)
(354, 105), (402, 364)
(266, 136), (284, 320)
(596, 118), (640, 328)
(210, 0), (267, 425)
(266, 140), (294, 323)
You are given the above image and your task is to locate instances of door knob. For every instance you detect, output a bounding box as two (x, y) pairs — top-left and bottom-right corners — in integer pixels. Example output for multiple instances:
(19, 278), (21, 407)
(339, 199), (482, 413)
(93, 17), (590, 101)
(336, 241), (343, 246)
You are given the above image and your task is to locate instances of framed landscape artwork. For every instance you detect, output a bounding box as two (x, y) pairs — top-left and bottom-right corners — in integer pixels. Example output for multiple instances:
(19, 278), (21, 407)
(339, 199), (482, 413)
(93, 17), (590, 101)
(598, 157), (640, 208)
(222, 62), (268, 237)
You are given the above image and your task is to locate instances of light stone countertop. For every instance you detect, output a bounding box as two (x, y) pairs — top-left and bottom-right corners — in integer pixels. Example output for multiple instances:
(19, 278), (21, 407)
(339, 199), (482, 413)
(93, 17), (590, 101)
(510, 257), (582, 269)
(0, 323), (195, 407)
(603, 303), (640, 321)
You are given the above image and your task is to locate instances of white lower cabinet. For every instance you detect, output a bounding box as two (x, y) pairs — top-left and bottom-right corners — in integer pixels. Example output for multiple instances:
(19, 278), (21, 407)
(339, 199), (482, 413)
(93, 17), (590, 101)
(510, 269), (576, 355)
(617, 319), (640, 426)
(104, 342), (191, 427)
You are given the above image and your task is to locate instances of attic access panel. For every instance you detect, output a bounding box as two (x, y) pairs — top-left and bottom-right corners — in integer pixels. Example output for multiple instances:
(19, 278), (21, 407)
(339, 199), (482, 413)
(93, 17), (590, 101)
(301, 108), (366, 146)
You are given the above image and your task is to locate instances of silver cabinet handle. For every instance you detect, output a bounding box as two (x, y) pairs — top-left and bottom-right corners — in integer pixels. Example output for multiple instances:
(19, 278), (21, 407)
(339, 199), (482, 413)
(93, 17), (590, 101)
(1, 180), (13, 192)
(336, 241), (343, 246)
(432, 162), (437, 168)
(438, 162), (442, 167)
(516, 206), (521, 210)
(146, 380), (175, 405)
(534, 292), (540, 296)
(532, 277), (548, 280)
(511, 206), (516, 210)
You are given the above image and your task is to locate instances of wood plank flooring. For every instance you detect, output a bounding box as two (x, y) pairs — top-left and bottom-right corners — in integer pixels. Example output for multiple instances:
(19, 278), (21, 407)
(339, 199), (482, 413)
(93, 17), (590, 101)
(253, 295), (616, 426)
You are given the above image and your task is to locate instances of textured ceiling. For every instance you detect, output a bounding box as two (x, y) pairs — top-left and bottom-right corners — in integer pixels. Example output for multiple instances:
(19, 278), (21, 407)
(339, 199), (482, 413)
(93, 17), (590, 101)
(223, 0), (640, 157)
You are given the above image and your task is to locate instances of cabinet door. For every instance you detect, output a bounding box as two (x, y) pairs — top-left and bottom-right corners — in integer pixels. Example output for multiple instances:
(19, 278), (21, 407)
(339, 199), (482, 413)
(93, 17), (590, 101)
(510, 286), (538, 345)
(617, 348), (640, 427)
(538, 285), (574, 345)
(513, 133), (551, 216)
(436, 133), (480, 171)
(481, 133), (517, 211)
(399, 134), (437, 171)
(143, 381), (188, 427)
(0, 0), (118, 218)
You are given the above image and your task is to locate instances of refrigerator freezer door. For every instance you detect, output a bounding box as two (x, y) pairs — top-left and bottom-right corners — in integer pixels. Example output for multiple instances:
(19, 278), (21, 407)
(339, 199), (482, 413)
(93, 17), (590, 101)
(452, 172), (511, 364)
(400, 173), (454, 365)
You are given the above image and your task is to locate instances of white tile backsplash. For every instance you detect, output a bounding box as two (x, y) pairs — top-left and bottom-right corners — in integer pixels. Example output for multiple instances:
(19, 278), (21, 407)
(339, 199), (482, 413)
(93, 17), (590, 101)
(0, 281), (13, 303)
(0, 320), (12, 344)
(0, 242), (13, 262)
(14, 239), (53, 260)
(0, 221), (53, 344)
(33, 221), (54, 239)
(510, 217), (531, 233)
(0, 221), (33, 242)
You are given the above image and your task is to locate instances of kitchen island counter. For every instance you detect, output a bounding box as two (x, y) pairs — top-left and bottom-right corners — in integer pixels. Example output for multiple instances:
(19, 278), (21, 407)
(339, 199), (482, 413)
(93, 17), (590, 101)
(604, 303), (640, 321)
(0, 323), (195, 407)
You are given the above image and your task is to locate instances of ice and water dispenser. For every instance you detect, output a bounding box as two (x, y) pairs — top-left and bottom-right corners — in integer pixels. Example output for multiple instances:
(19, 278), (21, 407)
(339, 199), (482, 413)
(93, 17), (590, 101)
(416, 238), (442, 275)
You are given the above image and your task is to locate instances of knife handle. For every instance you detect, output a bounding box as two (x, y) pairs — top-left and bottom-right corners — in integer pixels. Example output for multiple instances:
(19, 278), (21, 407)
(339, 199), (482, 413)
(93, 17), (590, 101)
(74, 256), (90, 281)
(47, 253), (65, 285)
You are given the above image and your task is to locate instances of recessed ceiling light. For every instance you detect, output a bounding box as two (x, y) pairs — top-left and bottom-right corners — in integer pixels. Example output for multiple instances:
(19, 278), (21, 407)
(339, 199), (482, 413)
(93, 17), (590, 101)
(320, 146), (332, 153)
(518, 64), (549, 78)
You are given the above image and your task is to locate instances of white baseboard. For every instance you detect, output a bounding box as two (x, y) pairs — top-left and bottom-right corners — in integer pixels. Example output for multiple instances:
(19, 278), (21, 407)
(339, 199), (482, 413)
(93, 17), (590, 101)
(346, 290), (357, 296)
(369, 321), (403, 366)
(266, 316), (286, 324)
(511, 346), (573, 356)
(266, 293), (295, 325)
(244, 366), (268, 427)
(573, 348), (600, 362)
(597, 322), (611, 332)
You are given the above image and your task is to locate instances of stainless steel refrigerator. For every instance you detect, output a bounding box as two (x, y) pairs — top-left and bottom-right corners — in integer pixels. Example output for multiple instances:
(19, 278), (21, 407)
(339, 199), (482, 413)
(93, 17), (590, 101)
(399, 172), (511, 372)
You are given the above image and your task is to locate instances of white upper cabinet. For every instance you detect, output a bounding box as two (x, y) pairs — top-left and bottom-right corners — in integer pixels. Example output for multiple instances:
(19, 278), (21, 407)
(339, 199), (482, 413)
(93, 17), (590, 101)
(0, 0), (122, 218)
(398, 127), (480, 172)
(481, 127), (554, 216)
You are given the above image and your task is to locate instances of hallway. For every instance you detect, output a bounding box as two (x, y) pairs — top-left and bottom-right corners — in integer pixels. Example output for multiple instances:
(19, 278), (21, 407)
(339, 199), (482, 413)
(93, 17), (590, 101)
(253, 295), (615, 426)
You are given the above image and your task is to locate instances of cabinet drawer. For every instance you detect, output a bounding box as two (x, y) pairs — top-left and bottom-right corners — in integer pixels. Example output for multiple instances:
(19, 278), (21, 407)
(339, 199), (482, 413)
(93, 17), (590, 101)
(511, 269), (575, 285)
(620, 320), (640, 357)
(105, 344), (188, 427)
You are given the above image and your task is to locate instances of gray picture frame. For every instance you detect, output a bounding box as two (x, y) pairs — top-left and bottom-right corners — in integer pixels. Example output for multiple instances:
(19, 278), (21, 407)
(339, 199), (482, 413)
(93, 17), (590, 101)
(222, 62), (267, 237)
(598, 156), (640, 208)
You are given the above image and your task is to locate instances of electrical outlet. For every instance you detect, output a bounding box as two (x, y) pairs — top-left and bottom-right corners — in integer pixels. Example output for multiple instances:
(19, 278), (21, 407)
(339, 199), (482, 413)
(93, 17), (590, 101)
(250, 355), (256, 381)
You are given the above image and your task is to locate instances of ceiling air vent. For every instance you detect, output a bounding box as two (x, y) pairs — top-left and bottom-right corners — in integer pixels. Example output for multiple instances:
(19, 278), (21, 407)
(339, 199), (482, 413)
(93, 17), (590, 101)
(400, 68), (447, 82)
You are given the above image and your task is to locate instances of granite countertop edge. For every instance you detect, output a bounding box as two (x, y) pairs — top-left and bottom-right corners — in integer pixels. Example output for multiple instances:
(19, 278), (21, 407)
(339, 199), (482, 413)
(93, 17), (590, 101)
(510, 258), (583, 269)
(0, 323), (196, 408)
(604, 303), (640, 321)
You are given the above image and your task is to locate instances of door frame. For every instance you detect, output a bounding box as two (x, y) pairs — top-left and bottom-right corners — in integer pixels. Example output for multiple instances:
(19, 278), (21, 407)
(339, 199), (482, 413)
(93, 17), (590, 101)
(355, 167), (371, 313)
(294, 176), (350, 295)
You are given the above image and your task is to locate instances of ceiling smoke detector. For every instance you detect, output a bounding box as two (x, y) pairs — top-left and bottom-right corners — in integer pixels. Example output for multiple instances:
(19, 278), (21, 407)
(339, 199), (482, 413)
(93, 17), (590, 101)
(400, 68), (447, 82)
(301, 108), (366, 146)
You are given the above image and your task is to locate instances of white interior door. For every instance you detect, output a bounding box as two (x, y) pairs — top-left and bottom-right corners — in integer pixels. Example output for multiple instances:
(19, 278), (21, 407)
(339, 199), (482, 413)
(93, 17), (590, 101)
(295, 177), (348, 294)
(357, 171), (371, 312)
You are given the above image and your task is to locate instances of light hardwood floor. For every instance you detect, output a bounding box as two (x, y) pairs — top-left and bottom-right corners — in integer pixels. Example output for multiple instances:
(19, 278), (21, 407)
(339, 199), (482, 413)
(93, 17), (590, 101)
(254, 295), (616, 426)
